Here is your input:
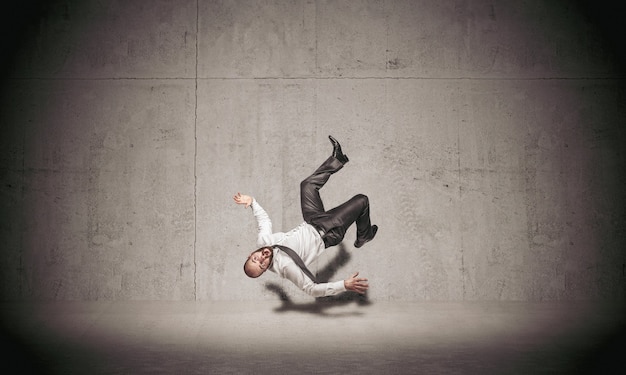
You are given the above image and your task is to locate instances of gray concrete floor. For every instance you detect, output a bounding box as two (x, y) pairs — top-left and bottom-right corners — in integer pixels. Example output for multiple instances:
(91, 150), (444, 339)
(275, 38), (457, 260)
(1, 299), (624, 374)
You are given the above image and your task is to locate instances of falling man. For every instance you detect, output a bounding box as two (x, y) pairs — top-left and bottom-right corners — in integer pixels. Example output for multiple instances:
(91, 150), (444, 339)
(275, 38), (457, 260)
(234, 136), (378, 297)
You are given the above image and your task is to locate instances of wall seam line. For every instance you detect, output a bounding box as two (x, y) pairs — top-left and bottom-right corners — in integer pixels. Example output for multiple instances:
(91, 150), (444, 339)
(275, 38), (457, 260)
(193, 0), (199, 301)
(5, 76), (624, 81)
(458, 109), (465, 301)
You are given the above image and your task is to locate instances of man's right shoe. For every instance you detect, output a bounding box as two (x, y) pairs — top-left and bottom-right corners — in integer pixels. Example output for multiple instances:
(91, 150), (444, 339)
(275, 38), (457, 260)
(329, 135), (349, 164)
(355, 225), (378, 248)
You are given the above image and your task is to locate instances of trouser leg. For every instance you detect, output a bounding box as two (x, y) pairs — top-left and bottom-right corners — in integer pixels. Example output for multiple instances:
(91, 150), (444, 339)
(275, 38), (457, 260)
(318, 194), (373, 247)
(300, 156), (344, 223)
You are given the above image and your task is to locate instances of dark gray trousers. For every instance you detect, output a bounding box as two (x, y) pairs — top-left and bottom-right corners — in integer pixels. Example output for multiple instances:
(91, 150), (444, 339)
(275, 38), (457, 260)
(300, 156), (374, 248)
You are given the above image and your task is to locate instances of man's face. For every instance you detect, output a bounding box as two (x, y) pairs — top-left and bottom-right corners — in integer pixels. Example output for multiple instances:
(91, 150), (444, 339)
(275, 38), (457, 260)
(246, 247), (273, 277)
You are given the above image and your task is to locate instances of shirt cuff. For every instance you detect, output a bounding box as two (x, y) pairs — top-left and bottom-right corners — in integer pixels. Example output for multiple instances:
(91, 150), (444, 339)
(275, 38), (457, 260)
(329, 280), (347, 295)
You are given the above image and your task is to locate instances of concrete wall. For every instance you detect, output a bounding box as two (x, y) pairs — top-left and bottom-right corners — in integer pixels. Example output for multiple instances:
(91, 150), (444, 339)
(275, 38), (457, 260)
(1, 0), (624, 302)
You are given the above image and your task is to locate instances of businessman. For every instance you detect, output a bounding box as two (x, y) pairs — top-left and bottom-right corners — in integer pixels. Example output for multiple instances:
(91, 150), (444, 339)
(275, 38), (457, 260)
(234, 136), (377, 297)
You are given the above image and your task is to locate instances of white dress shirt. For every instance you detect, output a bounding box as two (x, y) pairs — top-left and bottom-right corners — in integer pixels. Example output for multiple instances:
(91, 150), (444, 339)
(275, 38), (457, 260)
(251, 199), (346, 297)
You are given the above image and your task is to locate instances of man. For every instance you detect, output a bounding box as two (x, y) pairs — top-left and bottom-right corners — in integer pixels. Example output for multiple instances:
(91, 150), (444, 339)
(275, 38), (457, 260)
(233, 135), (378, 298)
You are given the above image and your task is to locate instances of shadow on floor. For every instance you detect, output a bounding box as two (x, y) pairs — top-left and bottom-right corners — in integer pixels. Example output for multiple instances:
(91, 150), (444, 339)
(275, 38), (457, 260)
(264, 243), (373, 316)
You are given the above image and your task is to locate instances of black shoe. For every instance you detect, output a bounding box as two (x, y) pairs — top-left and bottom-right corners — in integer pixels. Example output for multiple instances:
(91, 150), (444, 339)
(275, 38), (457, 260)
(354, 225), (377, 248)
(329, 135), (349, 164)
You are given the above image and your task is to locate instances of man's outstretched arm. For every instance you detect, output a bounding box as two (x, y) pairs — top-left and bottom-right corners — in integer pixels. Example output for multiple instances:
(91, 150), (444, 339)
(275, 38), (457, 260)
(286, 268), (369, 297)
(233, 193), (276, 246)
(282, 267), (369, 297)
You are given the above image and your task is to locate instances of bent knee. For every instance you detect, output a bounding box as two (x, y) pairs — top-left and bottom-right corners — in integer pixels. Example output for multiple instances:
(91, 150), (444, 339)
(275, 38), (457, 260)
(353, 194), (369, 206)
(300, 179), (313, 191)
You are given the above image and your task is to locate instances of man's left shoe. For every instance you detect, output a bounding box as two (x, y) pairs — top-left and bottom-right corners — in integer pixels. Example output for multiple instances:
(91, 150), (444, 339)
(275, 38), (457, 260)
(329, 135), (349, 164)
(354, 225), (378, 248)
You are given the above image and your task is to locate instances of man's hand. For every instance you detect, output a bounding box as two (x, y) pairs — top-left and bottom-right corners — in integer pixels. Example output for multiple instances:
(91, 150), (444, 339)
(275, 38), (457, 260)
(233, 193), (253, 208)
(344, 272), (369, 294)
